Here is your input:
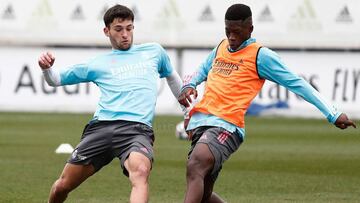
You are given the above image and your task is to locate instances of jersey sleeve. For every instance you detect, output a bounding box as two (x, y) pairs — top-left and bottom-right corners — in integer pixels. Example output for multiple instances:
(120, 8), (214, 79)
(157, 45), (174, 78)
(257, 47), (341, 123)
(59, 63), (91, 85)
(182, 48), (216, 90)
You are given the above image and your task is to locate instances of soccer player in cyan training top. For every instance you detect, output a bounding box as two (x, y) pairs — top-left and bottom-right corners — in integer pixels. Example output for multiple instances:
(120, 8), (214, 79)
(178, 4), (357, 203)
(38, 4), (182, 203)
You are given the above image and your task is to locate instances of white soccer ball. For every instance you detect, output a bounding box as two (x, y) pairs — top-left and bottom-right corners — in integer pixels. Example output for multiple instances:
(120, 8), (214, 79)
(175, 121), (188, 140)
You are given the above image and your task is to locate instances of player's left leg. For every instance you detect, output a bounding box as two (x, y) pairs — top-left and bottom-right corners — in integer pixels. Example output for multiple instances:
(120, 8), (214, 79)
(114, 120), (155, 203)
(124, 151), (152, 203)
(185, 126), (243, 203)
(184, 143), (215, 203)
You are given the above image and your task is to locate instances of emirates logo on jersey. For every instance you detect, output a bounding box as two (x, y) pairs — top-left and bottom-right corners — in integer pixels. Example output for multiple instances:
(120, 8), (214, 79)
(211, 59), (240, 76)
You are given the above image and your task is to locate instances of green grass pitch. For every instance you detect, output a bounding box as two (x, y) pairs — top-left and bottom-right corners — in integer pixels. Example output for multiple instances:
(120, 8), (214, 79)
(0, 112), (359, 203)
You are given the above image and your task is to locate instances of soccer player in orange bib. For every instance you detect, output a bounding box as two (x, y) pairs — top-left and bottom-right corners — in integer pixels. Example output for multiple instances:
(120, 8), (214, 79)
(178, 4), (356, 203)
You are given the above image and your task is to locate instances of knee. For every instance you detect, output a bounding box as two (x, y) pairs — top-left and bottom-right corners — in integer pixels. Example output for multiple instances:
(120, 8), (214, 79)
(186, 156), (213, 179)
(52, 178), (72, 196)
(129, 163), (151, 184)
(186, 160), (201, 180)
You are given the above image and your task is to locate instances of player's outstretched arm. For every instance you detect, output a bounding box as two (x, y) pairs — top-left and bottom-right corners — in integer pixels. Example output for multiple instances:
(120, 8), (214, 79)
(334, 113), (357, 130)
(38, 52), (55, 70)
(166, 71), (183, 98)
(38, 52), (61, 87)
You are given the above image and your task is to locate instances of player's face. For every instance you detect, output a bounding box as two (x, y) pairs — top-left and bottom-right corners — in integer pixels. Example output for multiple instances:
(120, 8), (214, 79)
(104, 18), (134, 50)
(225, 18), (253, 50)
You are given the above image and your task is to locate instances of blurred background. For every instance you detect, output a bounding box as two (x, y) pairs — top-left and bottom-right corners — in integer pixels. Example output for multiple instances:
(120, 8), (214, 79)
(0, 0), (359, 118)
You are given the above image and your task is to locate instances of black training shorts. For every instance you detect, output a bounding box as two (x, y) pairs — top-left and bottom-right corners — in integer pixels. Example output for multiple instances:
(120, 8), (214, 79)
(189, 126), (243, 181)
(68, 120), (155, 176)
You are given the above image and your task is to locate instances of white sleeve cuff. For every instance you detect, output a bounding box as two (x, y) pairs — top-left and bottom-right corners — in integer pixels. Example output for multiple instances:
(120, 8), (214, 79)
(42, 67), (61, 87)
(166, 70), (183, 98)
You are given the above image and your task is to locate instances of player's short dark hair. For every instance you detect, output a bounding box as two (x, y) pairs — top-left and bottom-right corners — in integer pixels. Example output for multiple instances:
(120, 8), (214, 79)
(225, 4), (252, 21)
(103, 4), (134, 27)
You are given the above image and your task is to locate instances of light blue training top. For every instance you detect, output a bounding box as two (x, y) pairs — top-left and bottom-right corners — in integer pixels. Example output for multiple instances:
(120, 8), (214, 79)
(184, 38), (341, 140)
(60, 43), (173, 127)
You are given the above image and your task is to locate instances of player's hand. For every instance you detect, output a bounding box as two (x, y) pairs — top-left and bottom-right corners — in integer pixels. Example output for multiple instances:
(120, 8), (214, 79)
(334, 113), (356, 129)
(178, 87), (197, 107)
(38, 52), (55, 70)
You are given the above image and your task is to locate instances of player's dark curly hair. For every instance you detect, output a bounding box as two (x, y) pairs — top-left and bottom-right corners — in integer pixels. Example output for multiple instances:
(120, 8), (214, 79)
(103, 4), (134, 27)
(225, 4), (252, 21)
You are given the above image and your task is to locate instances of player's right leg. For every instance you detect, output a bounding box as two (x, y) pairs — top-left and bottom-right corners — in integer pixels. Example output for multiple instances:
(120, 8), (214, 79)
(48, 163), (95, 203)
(48, 121), (115, 203)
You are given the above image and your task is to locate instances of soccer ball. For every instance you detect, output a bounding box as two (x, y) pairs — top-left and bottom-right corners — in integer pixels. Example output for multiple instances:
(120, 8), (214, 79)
(175, 121), (188, 140)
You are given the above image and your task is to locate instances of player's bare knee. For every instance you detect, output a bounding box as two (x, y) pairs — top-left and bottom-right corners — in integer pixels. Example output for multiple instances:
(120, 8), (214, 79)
(186, 159), (208, 180)
(129, 164), (151, 184)
(188, 153), (213, 169)
(52, 179), (72, 195)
